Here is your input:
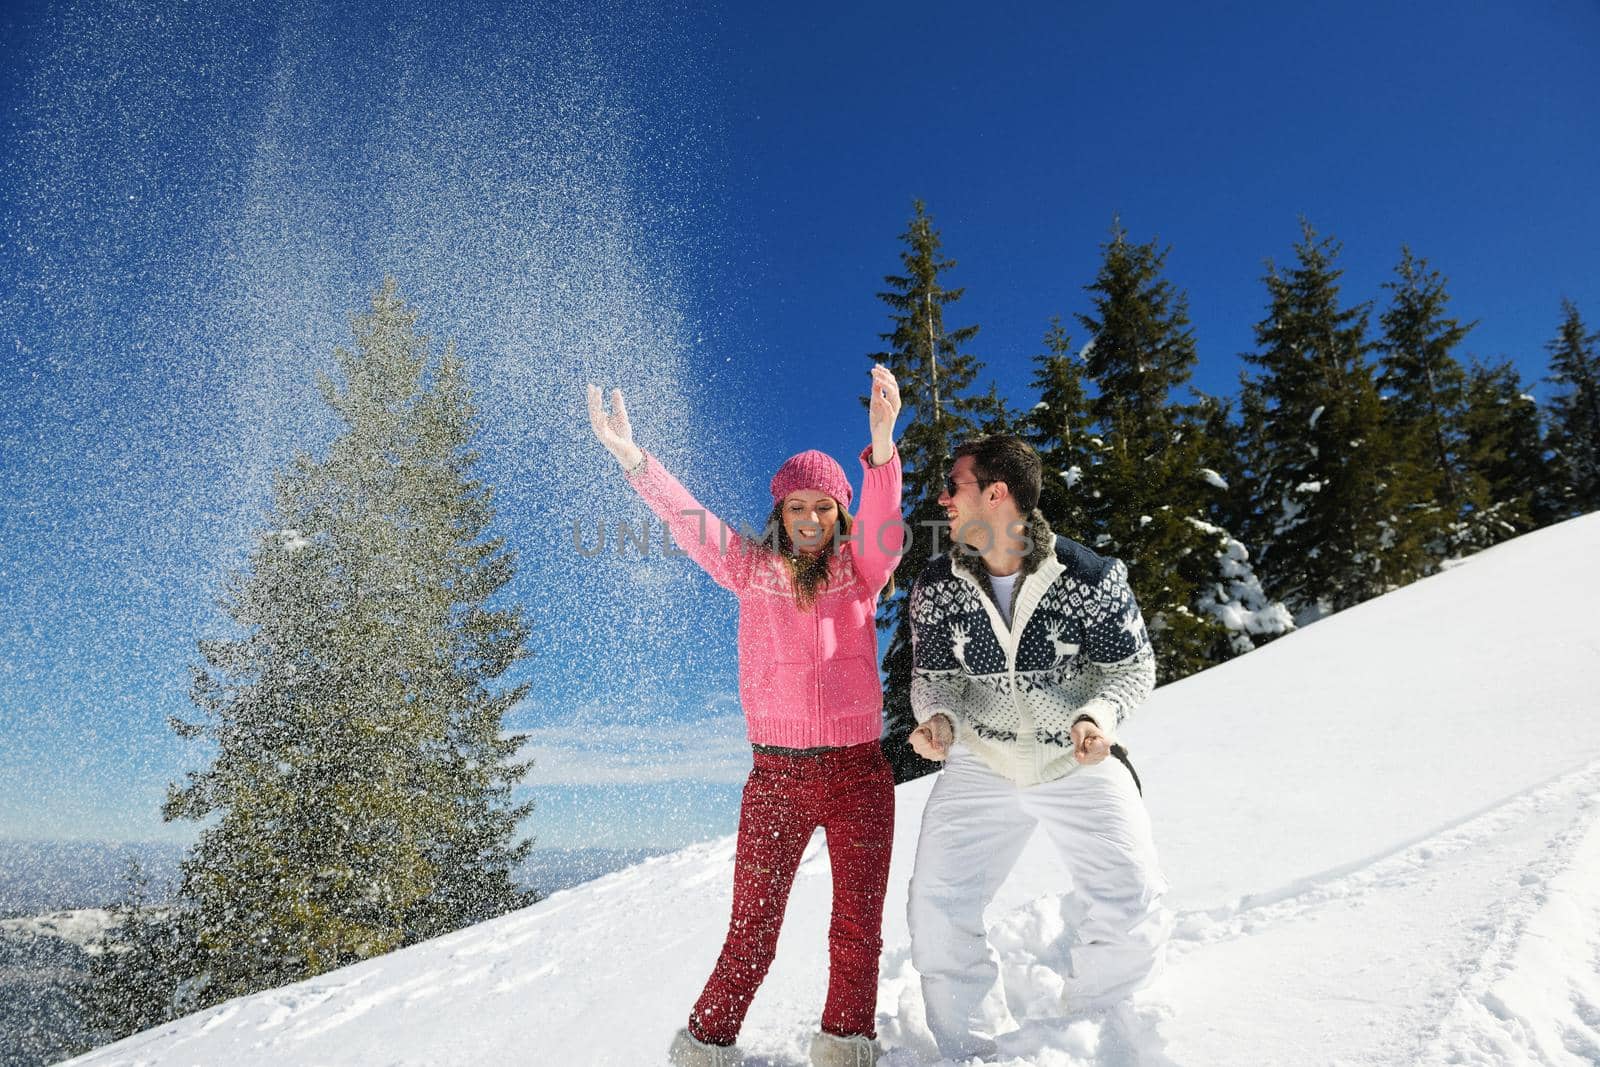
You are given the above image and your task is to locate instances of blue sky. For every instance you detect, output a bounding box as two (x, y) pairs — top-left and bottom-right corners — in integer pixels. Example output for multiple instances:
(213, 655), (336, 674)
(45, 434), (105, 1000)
(2, 0), (1597, 851)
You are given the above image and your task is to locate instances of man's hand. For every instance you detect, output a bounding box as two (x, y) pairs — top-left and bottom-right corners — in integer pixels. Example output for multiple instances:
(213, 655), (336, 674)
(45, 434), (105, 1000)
(1071, 718), (1110, 765)
(909, 714), (954, 762)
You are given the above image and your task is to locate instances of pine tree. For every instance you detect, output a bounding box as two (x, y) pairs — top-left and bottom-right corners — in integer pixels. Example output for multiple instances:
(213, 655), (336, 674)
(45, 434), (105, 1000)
(1185, 393), (1295, 659)
(1074, 225), (1214, 676)
(1025, 318), (1097, 542)
(1077, 221), (1198, 448)
(869, 201), (995, 783)
(80, 863), (190, 1043)
(389, 334), (536, 940)
(1375, 248), (1474, 562)
(1545, 299), (1600, 515)
(1072, 224), (1289, 677)
(1459, 357), (1559, 542)
(1240, 221), (1410, 620)
(164, 279), (534, 1004)
(1193, 393), (1250, 535)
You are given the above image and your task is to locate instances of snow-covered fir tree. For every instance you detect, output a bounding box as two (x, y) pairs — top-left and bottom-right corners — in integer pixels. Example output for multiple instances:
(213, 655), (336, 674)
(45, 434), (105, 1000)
(1240, 222), (1411, 621)
(1024, 317), (1097, 542)
(1457, 357), (1561, 544)
(869, 201), (1000, 783)
(1375, 247), (1475, 563)
(1072, 223), (1290, 677)
(1544, 299), (1600, 515)
(163, 279), (534, 1006)
(1187, 392), (1296, 657)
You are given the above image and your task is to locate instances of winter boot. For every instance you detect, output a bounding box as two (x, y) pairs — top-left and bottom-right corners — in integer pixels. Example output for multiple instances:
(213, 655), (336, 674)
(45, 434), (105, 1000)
(668, 1027), (743, 1067)
(808, 1030), (881, 1067)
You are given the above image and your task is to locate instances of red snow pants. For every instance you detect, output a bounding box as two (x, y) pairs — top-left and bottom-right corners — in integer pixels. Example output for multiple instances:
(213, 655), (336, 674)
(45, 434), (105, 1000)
(688, 739), (895, 1045)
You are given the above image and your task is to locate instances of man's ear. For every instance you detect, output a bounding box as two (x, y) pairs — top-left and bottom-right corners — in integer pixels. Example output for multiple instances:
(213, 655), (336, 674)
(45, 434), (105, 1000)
(987, 480), (1011, 505)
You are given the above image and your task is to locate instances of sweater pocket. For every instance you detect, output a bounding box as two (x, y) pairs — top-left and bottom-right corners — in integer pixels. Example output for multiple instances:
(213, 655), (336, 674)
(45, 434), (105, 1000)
(743, 658), (819, 710)
(820, 655), (880, 714)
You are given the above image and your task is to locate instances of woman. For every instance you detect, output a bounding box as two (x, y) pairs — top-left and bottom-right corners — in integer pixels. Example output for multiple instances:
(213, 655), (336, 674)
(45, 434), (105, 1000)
(585, 366), (903, 1067)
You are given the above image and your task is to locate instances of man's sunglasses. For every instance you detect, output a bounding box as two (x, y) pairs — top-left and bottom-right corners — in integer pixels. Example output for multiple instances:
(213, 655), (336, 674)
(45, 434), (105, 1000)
(944, 474), (989, 497)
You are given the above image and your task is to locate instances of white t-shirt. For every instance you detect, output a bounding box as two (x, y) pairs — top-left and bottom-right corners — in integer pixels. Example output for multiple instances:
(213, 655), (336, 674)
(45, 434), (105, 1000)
(988, 570), (1020, 629)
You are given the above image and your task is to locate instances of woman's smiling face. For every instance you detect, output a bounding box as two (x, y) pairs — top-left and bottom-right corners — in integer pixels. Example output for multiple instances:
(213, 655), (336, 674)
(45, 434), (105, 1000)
(782, 491), (839, 555)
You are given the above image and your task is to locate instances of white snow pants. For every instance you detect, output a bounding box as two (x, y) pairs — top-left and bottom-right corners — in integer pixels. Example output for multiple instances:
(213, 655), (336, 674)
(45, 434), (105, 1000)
(907, 746), (1170, 1059)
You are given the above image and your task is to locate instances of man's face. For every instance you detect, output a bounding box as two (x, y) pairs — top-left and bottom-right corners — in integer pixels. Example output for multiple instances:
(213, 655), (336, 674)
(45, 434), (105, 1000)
(937, 456), (992, 550)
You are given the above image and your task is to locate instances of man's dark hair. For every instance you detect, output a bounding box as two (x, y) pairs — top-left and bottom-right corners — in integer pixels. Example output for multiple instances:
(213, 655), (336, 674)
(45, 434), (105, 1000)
(955, 434), (1042, 514)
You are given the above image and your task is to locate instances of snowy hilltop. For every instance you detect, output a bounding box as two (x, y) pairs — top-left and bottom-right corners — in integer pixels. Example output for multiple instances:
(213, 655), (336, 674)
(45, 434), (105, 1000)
(63, 514), (1600, 1066)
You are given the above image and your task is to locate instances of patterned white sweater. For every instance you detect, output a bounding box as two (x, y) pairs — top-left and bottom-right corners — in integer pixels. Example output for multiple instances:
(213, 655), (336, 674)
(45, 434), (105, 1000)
(910, 512), (1157, 786)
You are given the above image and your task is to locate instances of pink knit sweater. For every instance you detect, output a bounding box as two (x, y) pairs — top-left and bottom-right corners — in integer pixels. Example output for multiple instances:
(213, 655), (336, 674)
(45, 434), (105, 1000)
(626, 445), (904, 748)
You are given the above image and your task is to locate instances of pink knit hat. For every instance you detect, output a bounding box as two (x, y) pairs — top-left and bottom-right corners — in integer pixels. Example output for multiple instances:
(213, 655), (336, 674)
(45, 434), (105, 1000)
(770, 449), (853, 509)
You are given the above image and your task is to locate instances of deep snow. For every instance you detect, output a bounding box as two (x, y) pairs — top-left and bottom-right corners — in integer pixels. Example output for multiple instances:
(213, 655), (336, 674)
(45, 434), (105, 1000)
(62, 513), (1600, 1066)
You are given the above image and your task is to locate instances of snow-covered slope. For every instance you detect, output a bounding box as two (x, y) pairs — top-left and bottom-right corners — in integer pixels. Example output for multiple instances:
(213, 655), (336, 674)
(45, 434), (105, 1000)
(64, 514), (1600, 1067)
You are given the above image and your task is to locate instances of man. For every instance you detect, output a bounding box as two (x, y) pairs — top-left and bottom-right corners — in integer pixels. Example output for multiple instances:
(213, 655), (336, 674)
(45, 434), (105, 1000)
(905, 433), (1169, 1060)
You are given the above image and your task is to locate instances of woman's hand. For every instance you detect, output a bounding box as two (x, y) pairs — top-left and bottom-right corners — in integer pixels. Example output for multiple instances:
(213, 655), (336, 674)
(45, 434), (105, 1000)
(586, 384), (644, 470)
(869, 363), (902, 466)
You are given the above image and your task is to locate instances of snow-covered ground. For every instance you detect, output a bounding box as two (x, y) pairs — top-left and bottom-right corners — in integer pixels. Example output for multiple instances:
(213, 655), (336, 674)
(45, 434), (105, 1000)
(62, 514), (1600, 1066)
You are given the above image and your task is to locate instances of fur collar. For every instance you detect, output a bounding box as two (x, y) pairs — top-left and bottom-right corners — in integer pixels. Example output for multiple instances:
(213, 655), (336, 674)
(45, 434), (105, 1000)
(949, 509), (1056, 621)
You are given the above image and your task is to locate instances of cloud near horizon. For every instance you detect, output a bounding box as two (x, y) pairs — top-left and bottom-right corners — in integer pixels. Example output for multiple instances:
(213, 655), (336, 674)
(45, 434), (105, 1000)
(514, 705), (752, 787)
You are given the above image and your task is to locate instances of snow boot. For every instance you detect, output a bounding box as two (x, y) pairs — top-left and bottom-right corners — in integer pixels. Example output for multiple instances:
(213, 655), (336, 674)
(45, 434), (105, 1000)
(668, 1027), (743, 1067)
(808, 1030), (881, 1067)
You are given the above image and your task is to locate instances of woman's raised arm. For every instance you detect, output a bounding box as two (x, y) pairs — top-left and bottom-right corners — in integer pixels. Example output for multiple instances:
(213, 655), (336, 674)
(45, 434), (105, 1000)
(854, 365), (905, 594)
(586, 384), (750, 593)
